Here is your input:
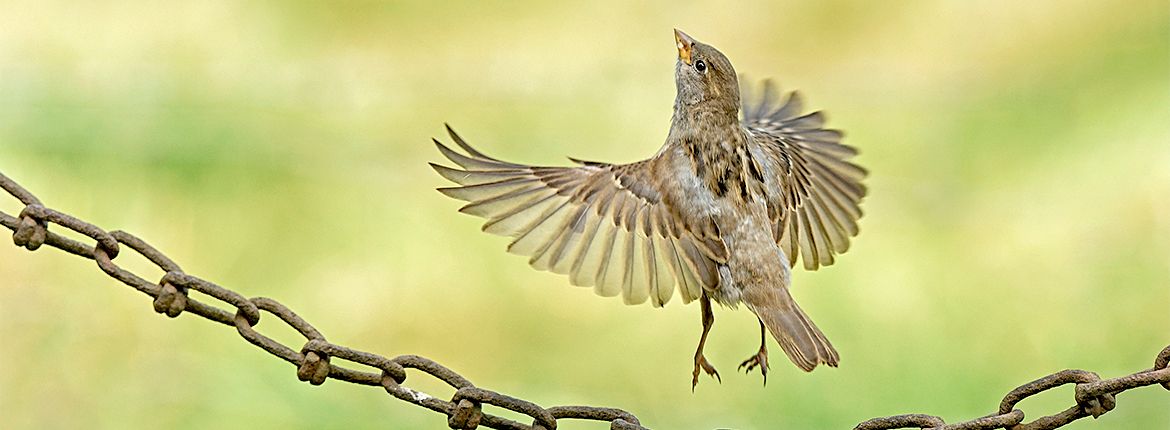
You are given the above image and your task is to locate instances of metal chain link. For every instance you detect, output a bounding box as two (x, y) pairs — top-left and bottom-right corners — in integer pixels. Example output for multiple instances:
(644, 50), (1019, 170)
(856, 347), (1170, 430)
(2, 170), (1167, 430)
(0, 171), (646, 430)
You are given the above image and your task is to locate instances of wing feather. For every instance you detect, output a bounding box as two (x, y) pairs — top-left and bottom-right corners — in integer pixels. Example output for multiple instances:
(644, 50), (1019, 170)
(433, 126), (721, 306)
(741, 80), (868, 270)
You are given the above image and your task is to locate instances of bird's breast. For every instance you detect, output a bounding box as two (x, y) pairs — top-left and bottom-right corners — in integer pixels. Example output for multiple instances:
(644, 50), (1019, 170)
(660, 137), (788, 302)
(680, 134), (767, 206)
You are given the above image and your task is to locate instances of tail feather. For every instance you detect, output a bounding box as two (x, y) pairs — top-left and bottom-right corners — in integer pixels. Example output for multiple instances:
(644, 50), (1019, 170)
(753, 288), (838, 371)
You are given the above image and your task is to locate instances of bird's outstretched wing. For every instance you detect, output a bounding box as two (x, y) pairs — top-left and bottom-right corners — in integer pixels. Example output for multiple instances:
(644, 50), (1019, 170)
(740, 80), (868, 270)
(431, 126), (723, 307)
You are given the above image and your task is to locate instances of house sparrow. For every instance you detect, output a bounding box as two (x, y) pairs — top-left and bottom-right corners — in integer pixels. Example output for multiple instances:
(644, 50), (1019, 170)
(431, 29), (866, 388)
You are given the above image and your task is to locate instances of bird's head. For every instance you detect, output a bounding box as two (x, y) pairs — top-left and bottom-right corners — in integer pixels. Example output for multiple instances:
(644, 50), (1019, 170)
(673, 29), (740, 116)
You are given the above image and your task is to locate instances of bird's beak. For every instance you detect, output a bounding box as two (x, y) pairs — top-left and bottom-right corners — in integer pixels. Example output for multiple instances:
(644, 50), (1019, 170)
(674, 28), (694, 65)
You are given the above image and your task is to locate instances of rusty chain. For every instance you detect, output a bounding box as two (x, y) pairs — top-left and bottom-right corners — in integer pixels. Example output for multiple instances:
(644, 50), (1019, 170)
(856, 345), (1170, 430)
(0, 171), (647, 430)
(2, 170), (1167, 430)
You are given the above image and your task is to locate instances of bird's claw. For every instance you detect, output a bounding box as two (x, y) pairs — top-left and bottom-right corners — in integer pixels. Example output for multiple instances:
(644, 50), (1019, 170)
(691, 354), (721, 390)
(738, 349), (769, 385)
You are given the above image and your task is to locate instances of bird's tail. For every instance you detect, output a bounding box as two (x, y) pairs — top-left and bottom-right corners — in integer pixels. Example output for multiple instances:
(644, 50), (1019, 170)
(752, 287), (839, 371)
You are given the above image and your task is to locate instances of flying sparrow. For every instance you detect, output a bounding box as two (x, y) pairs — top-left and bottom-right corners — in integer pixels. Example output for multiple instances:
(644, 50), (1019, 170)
(431, 29), (867, 388)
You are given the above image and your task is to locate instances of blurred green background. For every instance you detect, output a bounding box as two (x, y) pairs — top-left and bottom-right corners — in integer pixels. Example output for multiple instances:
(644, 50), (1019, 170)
(1, 1), (1168, 429)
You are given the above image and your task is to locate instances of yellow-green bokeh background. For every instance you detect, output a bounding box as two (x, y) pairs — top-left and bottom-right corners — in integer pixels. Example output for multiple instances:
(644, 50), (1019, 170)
(2, 1), (1168, 429)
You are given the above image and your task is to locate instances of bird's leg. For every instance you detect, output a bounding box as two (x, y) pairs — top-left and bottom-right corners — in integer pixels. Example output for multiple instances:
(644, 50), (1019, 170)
(692, 294), (721, 390)
(738, 318), (770, 385)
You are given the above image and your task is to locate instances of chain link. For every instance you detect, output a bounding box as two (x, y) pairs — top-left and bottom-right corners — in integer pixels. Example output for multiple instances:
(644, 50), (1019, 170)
(2, 170), (1167, 430)
(0, 171), (647, 430)
(854, 346), (1169, 430)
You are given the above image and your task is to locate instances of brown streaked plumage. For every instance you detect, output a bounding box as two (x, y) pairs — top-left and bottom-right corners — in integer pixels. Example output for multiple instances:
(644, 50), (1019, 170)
(431, 29), (867, 388)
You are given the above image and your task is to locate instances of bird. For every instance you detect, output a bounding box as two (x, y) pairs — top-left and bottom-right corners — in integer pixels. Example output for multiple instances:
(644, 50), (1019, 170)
(430, 29), (866, 388)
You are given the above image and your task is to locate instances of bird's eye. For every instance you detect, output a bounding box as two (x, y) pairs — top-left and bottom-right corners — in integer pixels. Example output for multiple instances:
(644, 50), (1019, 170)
(694, 59), (707, 73)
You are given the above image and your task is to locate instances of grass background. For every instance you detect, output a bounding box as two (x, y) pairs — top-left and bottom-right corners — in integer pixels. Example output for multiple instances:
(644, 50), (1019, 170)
(1, 1), (1168, 428)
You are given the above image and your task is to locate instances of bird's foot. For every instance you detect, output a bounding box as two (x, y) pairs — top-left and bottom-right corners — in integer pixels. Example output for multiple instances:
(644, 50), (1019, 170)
(738, 347), (769, 385)
(691, 353), (721, 390)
